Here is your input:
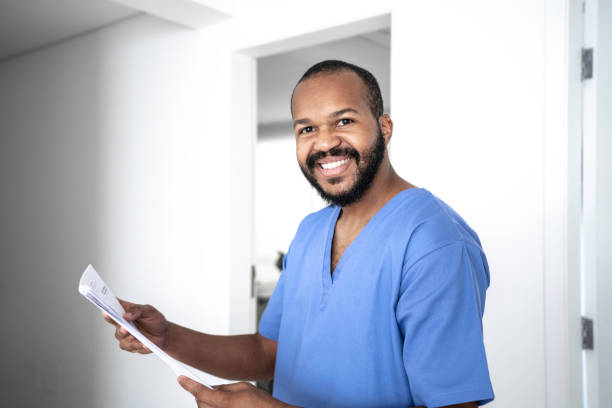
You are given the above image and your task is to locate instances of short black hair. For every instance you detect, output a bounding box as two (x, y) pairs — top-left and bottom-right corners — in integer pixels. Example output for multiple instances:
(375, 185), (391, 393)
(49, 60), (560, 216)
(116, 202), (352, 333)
(291, 60), (384, 120)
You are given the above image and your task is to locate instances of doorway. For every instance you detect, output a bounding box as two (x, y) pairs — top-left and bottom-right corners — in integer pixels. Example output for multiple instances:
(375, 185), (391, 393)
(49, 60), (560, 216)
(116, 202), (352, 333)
(251, 26), (391, 394)
(253, 29), (391, 308)
(228, 13), (392, 337)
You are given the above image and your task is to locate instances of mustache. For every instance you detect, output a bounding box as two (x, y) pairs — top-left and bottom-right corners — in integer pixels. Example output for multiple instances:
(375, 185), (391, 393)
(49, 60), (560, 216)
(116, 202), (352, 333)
(306, 147), (360, 170)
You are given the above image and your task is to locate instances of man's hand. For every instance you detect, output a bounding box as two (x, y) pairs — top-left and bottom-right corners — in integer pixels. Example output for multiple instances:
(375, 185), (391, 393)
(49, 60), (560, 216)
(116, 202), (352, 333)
(178, 376), (294, 408)
(102, 299), (169, 354)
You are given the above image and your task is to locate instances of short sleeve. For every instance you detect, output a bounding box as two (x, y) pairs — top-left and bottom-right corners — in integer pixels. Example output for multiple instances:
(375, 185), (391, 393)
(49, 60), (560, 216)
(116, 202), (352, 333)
(396, 241), (495, 407)
(258, 251), (289, 341)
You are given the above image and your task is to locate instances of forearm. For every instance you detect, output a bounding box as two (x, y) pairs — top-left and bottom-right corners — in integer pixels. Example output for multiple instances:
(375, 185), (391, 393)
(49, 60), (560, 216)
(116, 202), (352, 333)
(164, 322), (276, 381)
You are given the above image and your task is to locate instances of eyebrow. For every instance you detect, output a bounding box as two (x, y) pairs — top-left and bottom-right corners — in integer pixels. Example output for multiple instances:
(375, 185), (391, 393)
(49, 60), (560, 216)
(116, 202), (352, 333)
(293, 108), (360, 128)
(330, 108), (359, 118)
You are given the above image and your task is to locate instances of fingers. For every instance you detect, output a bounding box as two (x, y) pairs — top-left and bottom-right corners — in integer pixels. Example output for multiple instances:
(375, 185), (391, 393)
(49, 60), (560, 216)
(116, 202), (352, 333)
(178, 376), (226, 406)
(119, 337), (151, 353)
(130, 343), (151, 354)
(118, 298), (134, 310)
(101, 312), (119, 328)
(136, 345), (152, 354)
(104, 310), (143, 352)
(103, 299), (157, 354)
(178, 376), (206, 395)
(124, 308), (144, 322)
(121, 302), (147, 322)
(114, 328), (150, 353)
(178, 376), (216, 399)
(118, 299), (145, 320)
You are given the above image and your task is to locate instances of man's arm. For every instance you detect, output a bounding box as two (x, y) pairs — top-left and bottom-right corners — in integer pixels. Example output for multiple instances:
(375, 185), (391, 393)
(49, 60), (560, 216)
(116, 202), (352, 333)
(165, 323), (277, 381)
(106, 300), (277, 382)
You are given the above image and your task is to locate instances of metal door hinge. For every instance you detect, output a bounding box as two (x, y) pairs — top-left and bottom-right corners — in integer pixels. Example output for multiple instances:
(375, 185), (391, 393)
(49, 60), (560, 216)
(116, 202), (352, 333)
(582, 317), (594, 350)
(251, 265), (256, 298)
(582, 48), (594, 80)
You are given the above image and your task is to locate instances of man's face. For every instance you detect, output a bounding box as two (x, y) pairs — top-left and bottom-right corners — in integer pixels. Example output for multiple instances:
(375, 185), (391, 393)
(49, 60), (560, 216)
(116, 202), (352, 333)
(291, 71), (387, 207)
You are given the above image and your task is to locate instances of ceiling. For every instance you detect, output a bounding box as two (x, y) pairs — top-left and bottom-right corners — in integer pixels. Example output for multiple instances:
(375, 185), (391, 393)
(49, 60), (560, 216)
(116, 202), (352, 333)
(0, 1), (391, 126)
(0, 0), (139, 61)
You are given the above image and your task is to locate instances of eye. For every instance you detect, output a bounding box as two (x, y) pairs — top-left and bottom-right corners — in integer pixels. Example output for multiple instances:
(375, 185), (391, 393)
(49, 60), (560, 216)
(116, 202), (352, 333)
(299, 126), (314, 134)
(337, 118), (354, 126)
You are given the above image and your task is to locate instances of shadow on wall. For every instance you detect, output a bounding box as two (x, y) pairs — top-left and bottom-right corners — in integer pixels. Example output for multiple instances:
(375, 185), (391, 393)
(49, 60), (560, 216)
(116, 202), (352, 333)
(0, 15), (213, 408)
(0, 26), (106, 408)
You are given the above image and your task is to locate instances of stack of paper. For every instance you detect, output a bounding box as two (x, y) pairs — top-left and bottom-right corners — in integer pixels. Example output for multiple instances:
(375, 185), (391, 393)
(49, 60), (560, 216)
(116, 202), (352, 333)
(78, 264), (212, 388)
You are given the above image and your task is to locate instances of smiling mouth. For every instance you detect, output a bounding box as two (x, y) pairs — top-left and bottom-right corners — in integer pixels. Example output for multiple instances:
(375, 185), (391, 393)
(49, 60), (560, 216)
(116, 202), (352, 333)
(317, 157), (352, 177)
(320, 158), (349, 170)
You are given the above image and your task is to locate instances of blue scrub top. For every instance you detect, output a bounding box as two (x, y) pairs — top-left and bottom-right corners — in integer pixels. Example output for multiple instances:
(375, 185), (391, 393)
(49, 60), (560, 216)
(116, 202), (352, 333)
(259, 187), (495, 407)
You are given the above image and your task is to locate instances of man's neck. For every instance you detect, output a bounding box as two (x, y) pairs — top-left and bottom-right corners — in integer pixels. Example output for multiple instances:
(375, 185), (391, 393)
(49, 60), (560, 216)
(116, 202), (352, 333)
(339, 161), (415, 223)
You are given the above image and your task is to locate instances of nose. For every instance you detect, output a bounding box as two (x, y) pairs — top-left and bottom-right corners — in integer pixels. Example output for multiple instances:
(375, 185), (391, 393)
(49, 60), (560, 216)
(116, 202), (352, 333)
(312, 125), (341, 153)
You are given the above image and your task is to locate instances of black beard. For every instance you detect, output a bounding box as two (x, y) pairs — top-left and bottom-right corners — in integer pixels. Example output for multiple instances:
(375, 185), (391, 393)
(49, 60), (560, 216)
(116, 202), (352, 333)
(299, 129), (386, 207)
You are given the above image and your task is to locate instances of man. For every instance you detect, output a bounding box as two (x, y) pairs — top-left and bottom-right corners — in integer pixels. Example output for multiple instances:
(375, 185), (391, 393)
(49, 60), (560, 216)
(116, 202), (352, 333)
(105, 60), (495, 407)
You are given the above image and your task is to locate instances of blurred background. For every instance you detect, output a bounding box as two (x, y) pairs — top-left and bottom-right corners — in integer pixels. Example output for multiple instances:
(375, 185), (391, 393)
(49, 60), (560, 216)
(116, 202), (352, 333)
(0, 0), (610, 407)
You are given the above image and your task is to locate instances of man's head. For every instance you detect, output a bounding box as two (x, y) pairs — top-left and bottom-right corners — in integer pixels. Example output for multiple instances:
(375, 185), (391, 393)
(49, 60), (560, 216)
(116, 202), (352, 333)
(291, 60), (384, 120)
(291, 60), (392, 207)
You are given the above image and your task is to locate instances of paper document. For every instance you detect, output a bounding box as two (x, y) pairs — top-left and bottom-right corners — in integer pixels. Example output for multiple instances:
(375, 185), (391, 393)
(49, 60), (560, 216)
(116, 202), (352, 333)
(78, 264), (212, 388)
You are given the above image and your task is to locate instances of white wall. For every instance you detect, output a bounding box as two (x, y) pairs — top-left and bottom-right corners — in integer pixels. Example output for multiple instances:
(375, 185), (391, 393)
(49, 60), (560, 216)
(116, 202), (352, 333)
(0, 14), (233, 408)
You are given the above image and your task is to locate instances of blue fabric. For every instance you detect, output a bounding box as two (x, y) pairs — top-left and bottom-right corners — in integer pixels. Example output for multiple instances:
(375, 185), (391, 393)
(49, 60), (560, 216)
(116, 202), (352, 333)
(259, 188), (494, 407)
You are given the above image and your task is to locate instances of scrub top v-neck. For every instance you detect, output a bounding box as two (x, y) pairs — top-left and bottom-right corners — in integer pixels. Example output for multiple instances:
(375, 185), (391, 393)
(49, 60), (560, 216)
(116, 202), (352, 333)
(259, 187), (495, 408)
(320, 189), (413, 311)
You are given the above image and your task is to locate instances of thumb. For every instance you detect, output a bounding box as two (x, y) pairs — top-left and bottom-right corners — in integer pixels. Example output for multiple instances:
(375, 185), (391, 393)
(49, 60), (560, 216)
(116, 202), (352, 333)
(178, 376), (223, 405)
(123, 304), (145, 321)
(118, 298), (134, 310)
(177, 375), (207, 397)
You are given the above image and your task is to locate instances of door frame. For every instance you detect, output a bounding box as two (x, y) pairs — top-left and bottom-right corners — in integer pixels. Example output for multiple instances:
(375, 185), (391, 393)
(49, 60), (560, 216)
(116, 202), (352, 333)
(578, 0), (611, 406)
(543, 0), (584, 407)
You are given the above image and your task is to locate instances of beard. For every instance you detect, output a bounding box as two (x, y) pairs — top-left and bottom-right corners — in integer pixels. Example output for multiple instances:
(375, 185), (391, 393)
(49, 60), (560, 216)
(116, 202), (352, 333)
(299, 128), (386, 207)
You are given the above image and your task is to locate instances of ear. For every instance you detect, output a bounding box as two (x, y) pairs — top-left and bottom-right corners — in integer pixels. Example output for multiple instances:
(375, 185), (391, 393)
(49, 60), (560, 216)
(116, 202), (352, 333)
(378, 114), (393, 146)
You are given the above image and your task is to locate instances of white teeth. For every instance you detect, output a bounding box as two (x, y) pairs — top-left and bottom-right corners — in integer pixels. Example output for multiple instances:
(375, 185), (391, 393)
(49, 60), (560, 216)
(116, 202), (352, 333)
(321, 159), (349, 170)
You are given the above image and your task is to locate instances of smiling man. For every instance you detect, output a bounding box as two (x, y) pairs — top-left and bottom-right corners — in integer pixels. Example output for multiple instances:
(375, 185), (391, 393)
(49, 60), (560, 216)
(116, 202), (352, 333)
(105, 60), (495, 408)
